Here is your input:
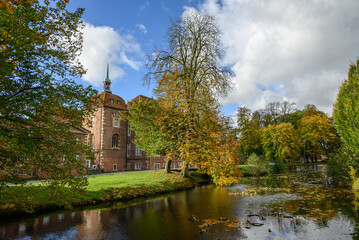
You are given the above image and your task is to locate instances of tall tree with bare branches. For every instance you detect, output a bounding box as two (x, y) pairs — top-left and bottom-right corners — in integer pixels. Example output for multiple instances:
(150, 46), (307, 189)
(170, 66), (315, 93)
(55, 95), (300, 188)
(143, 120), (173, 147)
(142, 9), (239, 184)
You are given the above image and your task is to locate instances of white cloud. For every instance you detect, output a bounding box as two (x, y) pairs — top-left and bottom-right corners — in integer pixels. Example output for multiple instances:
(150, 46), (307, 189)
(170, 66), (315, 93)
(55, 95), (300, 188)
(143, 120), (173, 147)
(79, 23), (143, 86)
(198, 0), (359, 114)
(136, 24), (148, 34)
(140, 1), (150, 11)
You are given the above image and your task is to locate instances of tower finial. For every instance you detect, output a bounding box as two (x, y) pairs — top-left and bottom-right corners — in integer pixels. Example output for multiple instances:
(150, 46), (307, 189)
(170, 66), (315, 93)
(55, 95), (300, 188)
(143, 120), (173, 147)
(102, 63), (112, 93)
(106, 63), (109, 80)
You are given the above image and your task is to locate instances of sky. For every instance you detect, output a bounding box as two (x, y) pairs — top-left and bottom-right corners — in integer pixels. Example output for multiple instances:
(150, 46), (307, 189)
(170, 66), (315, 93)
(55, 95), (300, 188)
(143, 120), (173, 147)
(67, 0), (359, 116)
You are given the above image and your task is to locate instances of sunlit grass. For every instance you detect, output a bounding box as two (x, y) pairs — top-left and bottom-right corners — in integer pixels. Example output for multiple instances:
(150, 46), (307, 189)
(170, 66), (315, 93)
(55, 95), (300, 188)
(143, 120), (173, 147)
(0, 171), (194, 217)
(86, 171), (185, 191)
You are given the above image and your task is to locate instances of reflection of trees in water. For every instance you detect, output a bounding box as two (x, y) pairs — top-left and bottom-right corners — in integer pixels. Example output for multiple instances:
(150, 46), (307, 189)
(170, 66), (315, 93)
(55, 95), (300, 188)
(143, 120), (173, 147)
(1, 167), (358, 240)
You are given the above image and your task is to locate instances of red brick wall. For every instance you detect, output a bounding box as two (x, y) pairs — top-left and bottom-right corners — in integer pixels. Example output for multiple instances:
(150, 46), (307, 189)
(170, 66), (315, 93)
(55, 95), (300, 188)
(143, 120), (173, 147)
(84, 94), (182, 172)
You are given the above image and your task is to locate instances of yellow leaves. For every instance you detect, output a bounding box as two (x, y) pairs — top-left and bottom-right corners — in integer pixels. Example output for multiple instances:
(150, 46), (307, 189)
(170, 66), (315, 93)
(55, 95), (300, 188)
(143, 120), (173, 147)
(198, 218), (241, 233)
(262, 123), (300, 162)
(229, 188), (257, 196)
(299, 113), (339, 156)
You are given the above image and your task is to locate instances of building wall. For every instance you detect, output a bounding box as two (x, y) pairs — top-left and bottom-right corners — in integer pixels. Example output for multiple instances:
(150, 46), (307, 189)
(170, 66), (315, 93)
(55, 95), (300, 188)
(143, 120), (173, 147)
(84, 107), (102, 168)
(85, 93), (180, 172)
(101, 107), (127, 171)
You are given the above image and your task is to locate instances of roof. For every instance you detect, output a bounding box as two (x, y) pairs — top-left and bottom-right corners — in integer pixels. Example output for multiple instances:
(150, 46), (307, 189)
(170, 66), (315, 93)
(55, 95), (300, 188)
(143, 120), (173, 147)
(70, 125), (91, 135)
(132, 94), (152, 102)
(92, 92), (127, 110)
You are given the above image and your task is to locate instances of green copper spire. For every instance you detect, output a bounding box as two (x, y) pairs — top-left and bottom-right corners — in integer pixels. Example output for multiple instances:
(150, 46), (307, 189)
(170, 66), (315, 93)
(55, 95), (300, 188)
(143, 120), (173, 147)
(104, 63), (111, 82)
(102, 64), (112, 93)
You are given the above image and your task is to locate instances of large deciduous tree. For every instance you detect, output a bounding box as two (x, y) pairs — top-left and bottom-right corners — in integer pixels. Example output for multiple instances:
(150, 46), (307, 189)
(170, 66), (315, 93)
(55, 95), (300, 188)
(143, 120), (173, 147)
(121, 97), (176, 173)
(262, 123), (300, 163)
(0, 0), (97, 188)
(333, 59), (359, 153)
(144, 9), (240, 184)
(236, 106), (263, 158)
(299, 114), (338, 162)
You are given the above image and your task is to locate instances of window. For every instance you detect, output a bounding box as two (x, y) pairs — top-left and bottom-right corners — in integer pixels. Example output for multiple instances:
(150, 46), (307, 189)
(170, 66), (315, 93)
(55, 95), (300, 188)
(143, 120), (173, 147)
(128, 125), (131, 136)
(110, 98), (114, 104)
(127, 143), (131, 156)
(135, 147), (141, 156)
(76, 138), (81, 143)
(154, 163), (160, 170)
(90, 117), (94, 127)
(89, 135), (94, 148)
(135, 163), (141, 170)
(117, 100), (121, 105)
(112, 134), (119, 148)
(86, 160), (91, 168)
(113, 164), (117, 170)
(113, 117), (119, 128)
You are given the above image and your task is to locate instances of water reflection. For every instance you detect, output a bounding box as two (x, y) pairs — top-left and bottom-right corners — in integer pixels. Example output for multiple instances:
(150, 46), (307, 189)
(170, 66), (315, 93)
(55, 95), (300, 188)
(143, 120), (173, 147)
(0, 166), (358, 240)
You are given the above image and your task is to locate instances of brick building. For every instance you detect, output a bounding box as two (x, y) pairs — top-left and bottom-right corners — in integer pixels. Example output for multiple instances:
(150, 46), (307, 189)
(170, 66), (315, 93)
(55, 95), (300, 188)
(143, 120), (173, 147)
(84, 66), (180, 172)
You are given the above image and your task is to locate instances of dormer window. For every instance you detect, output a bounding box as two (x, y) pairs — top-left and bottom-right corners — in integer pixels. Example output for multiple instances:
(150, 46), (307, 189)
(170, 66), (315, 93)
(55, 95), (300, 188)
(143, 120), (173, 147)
(117, 100), (121, 105)
(110, 98), (114, 104)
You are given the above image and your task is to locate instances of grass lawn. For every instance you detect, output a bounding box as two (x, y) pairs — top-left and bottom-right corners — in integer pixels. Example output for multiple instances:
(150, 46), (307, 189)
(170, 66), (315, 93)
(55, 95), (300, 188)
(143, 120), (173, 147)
(86, 171), (186, 191)
(0, 171), (195, 217)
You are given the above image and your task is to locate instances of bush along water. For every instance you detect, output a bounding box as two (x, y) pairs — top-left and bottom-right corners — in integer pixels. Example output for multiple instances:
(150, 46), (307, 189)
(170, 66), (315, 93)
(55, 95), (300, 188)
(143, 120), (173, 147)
(327, 145), (359, 187)
(245, 153), (270, 176)
(270, 158), (288, 174)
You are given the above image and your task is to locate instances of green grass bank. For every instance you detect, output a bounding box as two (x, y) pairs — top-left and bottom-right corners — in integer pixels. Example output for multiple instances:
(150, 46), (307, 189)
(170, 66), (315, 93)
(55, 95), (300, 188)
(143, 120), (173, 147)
(0, 171), (197, 218)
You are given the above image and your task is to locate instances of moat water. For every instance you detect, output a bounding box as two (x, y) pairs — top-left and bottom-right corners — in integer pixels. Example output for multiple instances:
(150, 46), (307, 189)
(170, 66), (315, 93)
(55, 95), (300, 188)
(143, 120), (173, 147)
(1, 165), (359, 240)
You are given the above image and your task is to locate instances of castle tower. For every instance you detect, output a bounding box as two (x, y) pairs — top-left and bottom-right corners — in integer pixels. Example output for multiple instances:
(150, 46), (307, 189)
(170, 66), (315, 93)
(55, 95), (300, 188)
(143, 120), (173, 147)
(102, 64), (112, 93)
(86, 65), (128, 171)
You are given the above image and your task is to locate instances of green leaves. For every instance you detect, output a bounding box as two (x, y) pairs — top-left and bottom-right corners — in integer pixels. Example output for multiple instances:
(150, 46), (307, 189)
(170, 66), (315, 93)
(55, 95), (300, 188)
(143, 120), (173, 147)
(0, 0), (97, 188)
(333, 59), (359, 154)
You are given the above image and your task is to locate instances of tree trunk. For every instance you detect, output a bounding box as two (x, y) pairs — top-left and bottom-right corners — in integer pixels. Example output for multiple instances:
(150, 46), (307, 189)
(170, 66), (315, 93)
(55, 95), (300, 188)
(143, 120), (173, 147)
(181, 163), (190, 177)
(164, 159), (172, 173)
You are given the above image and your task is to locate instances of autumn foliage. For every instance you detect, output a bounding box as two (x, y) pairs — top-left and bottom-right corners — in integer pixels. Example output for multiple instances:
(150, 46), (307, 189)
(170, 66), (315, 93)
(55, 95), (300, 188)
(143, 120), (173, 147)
(237, 102), (340, 163)
(125, 10), (241, 185)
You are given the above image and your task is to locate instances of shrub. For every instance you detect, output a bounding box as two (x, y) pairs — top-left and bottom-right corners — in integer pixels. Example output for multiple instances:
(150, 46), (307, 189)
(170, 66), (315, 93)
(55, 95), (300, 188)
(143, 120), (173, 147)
(246, 154), (270, 176)
(271, 158), (288, 174)
(237, 166), (250, 176)
(327, 145), (359, 187)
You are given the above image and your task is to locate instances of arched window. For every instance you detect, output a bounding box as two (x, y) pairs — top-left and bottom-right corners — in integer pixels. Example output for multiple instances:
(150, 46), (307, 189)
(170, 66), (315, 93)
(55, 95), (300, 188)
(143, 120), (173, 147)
(112, 134), (119, 148)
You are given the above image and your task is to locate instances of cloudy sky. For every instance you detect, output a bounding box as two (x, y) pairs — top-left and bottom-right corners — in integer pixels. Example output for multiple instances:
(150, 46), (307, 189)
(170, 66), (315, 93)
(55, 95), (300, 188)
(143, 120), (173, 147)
(68, 0), (359, 116)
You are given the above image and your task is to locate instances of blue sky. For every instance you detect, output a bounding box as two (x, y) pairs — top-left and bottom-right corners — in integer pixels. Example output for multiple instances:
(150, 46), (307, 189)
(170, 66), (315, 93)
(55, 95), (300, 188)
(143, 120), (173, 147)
(67, 0), (359, 116)
(67, 1), (200, 107)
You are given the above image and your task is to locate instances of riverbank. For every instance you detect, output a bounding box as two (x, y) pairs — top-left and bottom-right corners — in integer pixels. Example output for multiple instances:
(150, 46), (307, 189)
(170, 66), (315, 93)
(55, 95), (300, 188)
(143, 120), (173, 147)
(0, 171), (198, 218)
